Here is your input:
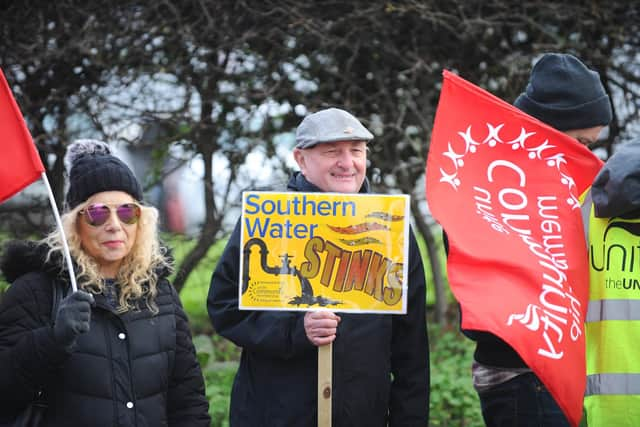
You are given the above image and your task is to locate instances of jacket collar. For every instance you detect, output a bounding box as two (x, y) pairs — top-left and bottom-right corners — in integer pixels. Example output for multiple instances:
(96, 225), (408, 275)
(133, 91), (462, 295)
(286, 171), (371, 194)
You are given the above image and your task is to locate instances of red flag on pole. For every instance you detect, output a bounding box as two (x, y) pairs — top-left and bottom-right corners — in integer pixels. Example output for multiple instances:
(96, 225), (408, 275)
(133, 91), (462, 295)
(0, 68), (78, 292)
(0, 68), (45, 203)
(426, 70), (602, 426)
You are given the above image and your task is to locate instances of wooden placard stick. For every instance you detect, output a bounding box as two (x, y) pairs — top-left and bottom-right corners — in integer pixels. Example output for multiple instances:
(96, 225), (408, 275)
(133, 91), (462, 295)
(317, 341), (333, 427)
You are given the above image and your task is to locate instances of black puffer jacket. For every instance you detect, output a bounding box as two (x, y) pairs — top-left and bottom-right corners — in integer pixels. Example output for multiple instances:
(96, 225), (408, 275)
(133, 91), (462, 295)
(0, 241), (210, 427)
(208, 172), (430, 427)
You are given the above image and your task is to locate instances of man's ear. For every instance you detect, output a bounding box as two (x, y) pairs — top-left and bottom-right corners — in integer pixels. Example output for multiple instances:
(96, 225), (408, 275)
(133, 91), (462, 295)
(293, 148), (307, 172)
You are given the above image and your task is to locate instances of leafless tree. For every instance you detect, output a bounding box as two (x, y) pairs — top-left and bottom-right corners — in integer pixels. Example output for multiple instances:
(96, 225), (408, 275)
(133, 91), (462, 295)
(2, 0), (640, 322)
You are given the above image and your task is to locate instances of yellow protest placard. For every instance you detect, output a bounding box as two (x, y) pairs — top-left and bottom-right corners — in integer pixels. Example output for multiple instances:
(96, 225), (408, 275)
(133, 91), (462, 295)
(239, 191), (410, 313)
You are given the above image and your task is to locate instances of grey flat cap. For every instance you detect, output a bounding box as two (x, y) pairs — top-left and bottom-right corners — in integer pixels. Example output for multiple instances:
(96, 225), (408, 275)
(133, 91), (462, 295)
(295, 107), (374, 149)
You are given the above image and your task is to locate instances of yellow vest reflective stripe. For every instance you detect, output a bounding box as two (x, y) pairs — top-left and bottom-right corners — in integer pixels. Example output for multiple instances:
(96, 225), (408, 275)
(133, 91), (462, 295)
(586, 373), (640, 396)
(586, 299), (640, 322)
(586, 200), (640, 426)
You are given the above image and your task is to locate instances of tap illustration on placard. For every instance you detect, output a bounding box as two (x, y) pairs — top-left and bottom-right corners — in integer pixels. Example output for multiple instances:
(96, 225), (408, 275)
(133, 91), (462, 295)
(242, 238), (340, 307)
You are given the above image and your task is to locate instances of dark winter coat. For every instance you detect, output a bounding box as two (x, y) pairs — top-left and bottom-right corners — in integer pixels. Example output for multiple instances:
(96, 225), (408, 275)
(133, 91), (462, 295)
(0, 241), (210, 427)
(591, 141), (640, 218)
(208, 172), (430, 427)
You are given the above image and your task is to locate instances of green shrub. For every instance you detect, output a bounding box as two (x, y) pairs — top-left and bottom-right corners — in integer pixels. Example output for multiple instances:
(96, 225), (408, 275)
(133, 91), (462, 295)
(193, 334), (240, 426)
(429, 324), (483, 426)
(0, 279), (8, 302)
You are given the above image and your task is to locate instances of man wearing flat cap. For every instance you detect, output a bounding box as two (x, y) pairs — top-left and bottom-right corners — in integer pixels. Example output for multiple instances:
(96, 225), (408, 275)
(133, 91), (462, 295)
(208, 107), (430, 426)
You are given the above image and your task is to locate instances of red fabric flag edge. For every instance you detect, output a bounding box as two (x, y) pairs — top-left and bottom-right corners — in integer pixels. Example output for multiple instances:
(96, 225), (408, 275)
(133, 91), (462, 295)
(0, 68), (44, 203)
(426, 70), (601, 427)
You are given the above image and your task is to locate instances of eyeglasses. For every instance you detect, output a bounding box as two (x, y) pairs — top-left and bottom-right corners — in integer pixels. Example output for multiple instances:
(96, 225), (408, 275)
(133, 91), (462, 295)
(79, 203), (141, 226)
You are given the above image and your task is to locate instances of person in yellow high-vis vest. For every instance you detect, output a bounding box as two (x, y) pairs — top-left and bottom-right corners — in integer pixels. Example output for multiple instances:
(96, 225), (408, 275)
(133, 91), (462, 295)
(585, 141), (640, 426)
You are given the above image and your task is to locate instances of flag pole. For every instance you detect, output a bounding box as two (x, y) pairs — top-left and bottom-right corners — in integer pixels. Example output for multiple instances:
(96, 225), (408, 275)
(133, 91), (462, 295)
(40, 171), (77, 292)
(0, 67), (76, 291)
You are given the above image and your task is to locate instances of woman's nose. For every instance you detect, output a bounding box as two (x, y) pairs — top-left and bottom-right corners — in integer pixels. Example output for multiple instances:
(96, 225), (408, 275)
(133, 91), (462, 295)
(103, 211), (123, 230)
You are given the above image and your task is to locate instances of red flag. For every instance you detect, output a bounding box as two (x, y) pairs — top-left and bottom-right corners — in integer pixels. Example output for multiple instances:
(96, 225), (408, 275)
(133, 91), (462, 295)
(0, 68), (44, 203)
(426, 70), (602, 426)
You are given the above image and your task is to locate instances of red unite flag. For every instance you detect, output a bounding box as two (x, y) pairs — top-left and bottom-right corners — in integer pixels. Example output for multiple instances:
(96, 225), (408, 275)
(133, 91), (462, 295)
(426, 71), (603, 426)
(0, 68), (44, 203)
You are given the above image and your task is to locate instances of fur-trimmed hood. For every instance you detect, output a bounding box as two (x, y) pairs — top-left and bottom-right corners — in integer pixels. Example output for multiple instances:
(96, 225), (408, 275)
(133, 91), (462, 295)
(1, 240), (63, 283)
(1, 240), (172, 284)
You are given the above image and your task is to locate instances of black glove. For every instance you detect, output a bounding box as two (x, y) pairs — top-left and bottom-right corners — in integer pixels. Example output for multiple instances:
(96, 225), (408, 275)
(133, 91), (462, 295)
(53, 290), (94, 350)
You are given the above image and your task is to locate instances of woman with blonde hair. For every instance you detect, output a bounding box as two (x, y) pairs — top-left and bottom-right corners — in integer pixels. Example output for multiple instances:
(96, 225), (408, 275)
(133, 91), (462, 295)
(0, 140), (210, 426)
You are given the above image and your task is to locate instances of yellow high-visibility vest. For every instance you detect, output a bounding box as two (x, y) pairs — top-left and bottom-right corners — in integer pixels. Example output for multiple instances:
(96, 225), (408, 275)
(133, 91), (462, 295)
(585, 200), (640, 426)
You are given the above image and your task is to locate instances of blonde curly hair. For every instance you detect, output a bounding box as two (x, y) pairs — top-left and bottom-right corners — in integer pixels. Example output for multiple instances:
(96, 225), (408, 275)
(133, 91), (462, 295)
(44, 201), (172, 314)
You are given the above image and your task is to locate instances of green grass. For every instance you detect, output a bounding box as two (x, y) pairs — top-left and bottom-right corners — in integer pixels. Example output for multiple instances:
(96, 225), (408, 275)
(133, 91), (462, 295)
(414, 226), (457, 309)
(167, 234), (227, 334)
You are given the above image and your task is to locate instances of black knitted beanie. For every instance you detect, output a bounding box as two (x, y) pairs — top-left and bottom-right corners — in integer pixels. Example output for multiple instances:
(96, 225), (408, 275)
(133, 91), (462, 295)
(514, 53), (612, 131)
(64, 139), (142, 209)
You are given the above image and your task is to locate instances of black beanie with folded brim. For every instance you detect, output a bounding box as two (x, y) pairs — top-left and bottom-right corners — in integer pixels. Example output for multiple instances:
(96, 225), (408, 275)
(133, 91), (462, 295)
(514, 53), (612, 131)
(64, 139), (143, 210)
